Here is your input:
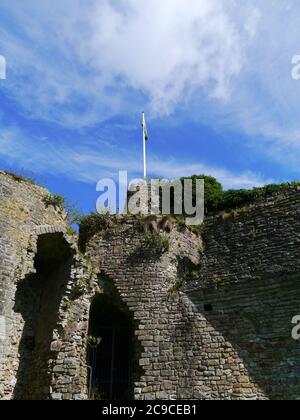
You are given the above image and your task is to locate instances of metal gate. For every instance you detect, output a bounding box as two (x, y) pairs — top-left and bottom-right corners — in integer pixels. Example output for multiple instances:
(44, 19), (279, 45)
(89, 326), (134, 400)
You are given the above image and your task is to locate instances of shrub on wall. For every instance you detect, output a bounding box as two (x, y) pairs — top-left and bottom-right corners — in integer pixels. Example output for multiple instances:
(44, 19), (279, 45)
(144, 232), (170, 255)
(180, 175), (300, 214)
(43, 194), (66, 209)
(181, 174), (223, 212)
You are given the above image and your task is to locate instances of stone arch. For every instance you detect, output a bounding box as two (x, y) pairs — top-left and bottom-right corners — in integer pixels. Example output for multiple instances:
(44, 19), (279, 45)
(86, 274), (143, 400)
(35, 224), (66, 236)
(13, 232), (73, 400)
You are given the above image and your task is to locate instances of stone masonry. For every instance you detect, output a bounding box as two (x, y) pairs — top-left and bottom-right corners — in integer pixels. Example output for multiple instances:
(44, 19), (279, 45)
(0, 171), (299, 400)
(0, 171), (96, 400)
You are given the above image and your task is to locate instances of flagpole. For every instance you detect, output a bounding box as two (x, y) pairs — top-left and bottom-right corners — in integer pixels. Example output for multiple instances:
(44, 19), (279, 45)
(142, 112), (147, 180)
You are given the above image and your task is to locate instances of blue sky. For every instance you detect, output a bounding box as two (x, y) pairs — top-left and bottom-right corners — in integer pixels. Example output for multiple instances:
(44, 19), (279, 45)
(1, 0), (300, 214)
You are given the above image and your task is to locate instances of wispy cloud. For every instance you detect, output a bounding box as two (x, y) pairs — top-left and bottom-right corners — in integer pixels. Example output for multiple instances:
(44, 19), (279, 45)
(0, 0), (259, 125)
(0, 124), (272, 189)
(1, 1), (300, 182)
(149, 159), (273, 190)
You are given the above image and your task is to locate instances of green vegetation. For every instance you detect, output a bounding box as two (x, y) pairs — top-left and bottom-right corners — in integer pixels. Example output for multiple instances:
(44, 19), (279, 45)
(181, 174), (222, 212)
(78, 212), (169, 255)
(66, 226), (77, 236)
(3, 170), (37, 185)
(75, 175), (300, 251)
(144, 231), (170, 255)
(181, 175), (300, 213)
(62, 299), (73, 312)
(64, 202), (82, 226)
(43, 193), (66, 209)
(43, 193), (81, 229)
(89, 336), (102, 346)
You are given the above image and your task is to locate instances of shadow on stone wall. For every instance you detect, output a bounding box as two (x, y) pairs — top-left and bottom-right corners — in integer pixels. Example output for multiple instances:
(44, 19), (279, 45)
(87, 274), (144, 400)
(13, 233), (73, 400)
(187, 274), (300, 400)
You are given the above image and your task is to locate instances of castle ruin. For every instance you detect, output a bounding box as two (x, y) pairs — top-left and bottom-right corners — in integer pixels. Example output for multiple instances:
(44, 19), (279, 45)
(0, 171), (299, 400)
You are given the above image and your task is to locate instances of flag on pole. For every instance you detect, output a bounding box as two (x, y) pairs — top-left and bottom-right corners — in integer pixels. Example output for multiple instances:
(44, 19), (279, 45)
(142, 112), (148, 141)
(142, 112), (148, 179)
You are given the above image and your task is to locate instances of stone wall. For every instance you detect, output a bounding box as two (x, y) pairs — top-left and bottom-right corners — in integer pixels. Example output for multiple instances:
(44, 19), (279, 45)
(0, 172), (73, 399)
(48, 219), (203, 400)
(50, 188), (300, 400)
(66, 188), (299, 400)
(183, 188), (300, 399)
(0, 172), (300, 400)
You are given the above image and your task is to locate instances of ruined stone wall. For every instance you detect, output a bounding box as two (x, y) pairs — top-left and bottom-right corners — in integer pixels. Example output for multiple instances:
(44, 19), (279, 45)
(183, 188), (300, 400)
(0, 172), (73, 399)
(1, 172), (300, 400)
(70, 219), (265, 400)
(48, 220), (203, 400)
(84, 221), (203, 400)
(60, 188), (299, 400)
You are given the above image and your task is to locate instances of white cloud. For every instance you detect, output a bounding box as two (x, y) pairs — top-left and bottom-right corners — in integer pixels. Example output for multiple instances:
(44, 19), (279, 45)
(1, 1), (300, 172)
(0, 0), (259, 125)
(0, 124), (272, 189)
(150, 159), (273, 190)
(86, 0), (256, 114)
(209, 0), (300, 166)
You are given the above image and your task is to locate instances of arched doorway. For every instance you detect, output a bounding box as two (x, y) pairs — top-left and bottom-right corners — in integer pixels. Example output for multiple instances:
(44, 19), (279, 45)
(13, 233), (73, 400)
(88, 294), (135, 400)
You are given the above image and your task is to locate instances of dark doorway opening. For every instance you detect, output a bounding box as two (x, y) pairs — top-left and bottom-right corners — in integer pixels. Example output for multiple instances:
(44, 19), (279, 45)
(13, 233), (73, 400)
(88, 294), (135, 400)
